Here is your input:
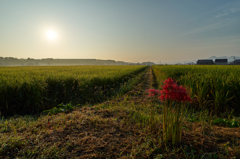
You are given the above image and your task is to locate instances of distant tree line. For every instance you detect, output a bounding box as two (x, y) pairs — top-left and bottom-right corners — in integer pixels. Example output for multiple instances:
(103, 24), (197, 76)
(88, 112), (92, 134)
(0, 57), (155, 66)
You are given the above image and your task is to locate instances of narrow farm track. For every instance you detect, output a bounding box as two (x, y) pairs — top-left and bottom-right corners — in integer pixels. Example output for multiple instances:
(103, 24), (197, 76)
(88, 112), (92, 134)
(103, 66), (157, 105)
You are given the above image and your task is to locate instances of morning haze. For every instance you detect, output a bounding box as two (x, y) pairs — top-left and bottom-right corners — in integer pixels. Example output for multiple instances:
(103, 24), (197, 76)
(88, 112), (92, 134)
(0, 0), (240, 63)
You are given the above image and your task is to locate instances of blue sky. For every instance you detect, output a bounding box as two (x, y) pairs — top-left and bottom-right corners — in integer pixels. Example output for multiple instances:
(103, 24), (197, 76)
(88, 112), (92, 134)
(0, 0), (239, 63)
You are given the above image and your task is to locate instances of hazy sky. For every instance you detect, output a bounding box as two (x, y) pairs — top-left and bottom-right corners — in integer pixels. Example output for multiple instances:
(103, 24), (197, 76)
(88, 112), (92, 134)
(0, 0), (240, 63)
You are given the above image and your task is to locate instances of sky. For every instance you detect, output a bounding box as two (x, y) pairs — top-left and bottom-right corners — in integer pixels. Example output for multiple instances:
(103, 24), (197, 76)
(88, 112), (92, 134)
(0, 0), (240, 63)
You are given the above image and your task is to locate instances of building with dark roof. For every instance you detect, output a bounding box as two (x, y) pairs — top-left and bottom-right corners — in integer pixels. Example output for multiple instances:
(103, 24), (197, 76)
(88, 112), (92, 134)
(197, 59), (214, 65)
(215, 59), (228, 65)
(233, 59), (240, 65)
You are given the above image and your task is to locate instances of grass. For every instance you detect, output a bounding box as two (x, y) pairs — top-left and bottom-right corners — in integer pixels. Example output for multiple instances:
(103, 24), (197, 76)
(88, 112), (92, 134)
(0, 97), (240, 158)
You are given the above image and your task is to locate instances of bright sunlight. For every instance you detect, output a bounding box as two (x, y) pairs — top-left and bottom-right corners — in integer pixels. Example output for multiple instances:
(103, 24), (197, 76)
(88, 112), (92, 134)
(46, 30), (57, 40)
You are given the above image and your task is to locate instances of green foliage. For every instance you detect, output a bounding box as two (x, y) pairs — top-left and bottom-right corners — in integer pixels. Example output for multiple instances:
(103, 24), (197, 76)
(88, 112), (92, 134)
(212, 118), (239, 128)
(187, 114), (198, 122)
(0, 65), (147, 115)
(43, 102), (75, 115)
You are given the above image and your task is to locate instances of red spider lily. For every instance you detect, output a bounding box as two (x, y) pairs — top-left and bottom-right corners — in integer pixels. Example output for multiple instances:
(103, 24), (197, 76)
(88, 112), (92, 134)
(164, 78), (176, 85)
(148, 89), (161, 97)
(156, 78), (191, 145)
(159, 78), (191, 103)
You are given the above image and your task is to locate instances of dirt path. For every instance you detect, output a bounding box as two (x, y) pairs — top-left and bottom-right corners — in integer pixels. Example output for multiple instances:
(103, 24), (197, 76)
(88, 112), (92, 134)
(103, 66), (156, 105)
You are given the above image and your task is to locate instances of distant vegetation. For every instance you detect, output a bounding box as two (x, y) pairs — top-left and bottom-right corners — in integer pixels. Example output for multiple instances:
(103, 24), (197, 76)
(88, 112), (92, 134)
(0, 57), (155, 66)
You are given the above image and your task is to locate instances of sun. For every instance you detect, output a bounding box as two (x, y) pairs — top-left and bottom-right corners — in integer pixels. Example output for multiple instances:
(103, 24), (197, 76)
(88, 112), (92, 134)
(46, 30), (57, 40)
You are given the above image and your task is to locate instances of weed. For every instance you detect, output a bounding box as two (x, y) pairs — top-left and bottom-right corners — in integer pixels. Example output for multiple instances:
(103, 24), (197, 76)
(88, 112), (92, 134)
(43, 102), (74, 115)
(213, 118), (239, 127)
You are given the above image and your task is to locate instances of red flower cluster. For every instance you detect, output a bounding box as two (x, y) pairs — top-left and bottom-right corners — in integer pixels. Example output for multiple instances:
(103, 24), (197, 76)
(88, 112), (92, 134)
(147, 78), (191, 102)
(159, 78), (191, 102)
(148, 89), (160, 97)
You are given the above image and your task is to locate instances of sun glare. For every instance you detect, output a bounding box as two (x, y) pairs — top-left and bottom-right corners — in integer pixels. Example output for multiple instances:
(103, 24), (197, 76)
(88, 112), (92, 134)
(46, 30), (57, 40)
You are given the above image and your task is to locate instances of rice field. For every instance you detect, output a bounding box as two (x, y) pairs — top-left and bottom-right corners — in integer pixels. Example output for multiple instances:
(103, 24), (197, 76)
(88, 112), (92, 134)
(152, 65), (240, 114)
(0, 65), (147, 116)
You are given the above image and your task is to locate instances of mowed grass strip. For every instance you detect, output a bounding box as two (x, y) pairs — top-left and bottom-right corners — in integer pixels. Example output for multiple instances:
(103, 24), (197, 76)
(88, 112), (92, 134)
(1, 97), (239, 158)
(2, 105), (139, 158)
(0, 65), (147, 115)
(152, 65), (240, 115)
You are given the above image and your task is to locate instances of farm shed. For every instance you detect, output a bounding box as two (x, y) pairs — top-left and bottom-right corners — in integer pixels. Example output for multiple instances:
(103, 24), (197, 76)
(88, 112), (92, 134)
(215, 59), (228, 65)
(197, 59), (214, 65)
(233, 59), (240, 65)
